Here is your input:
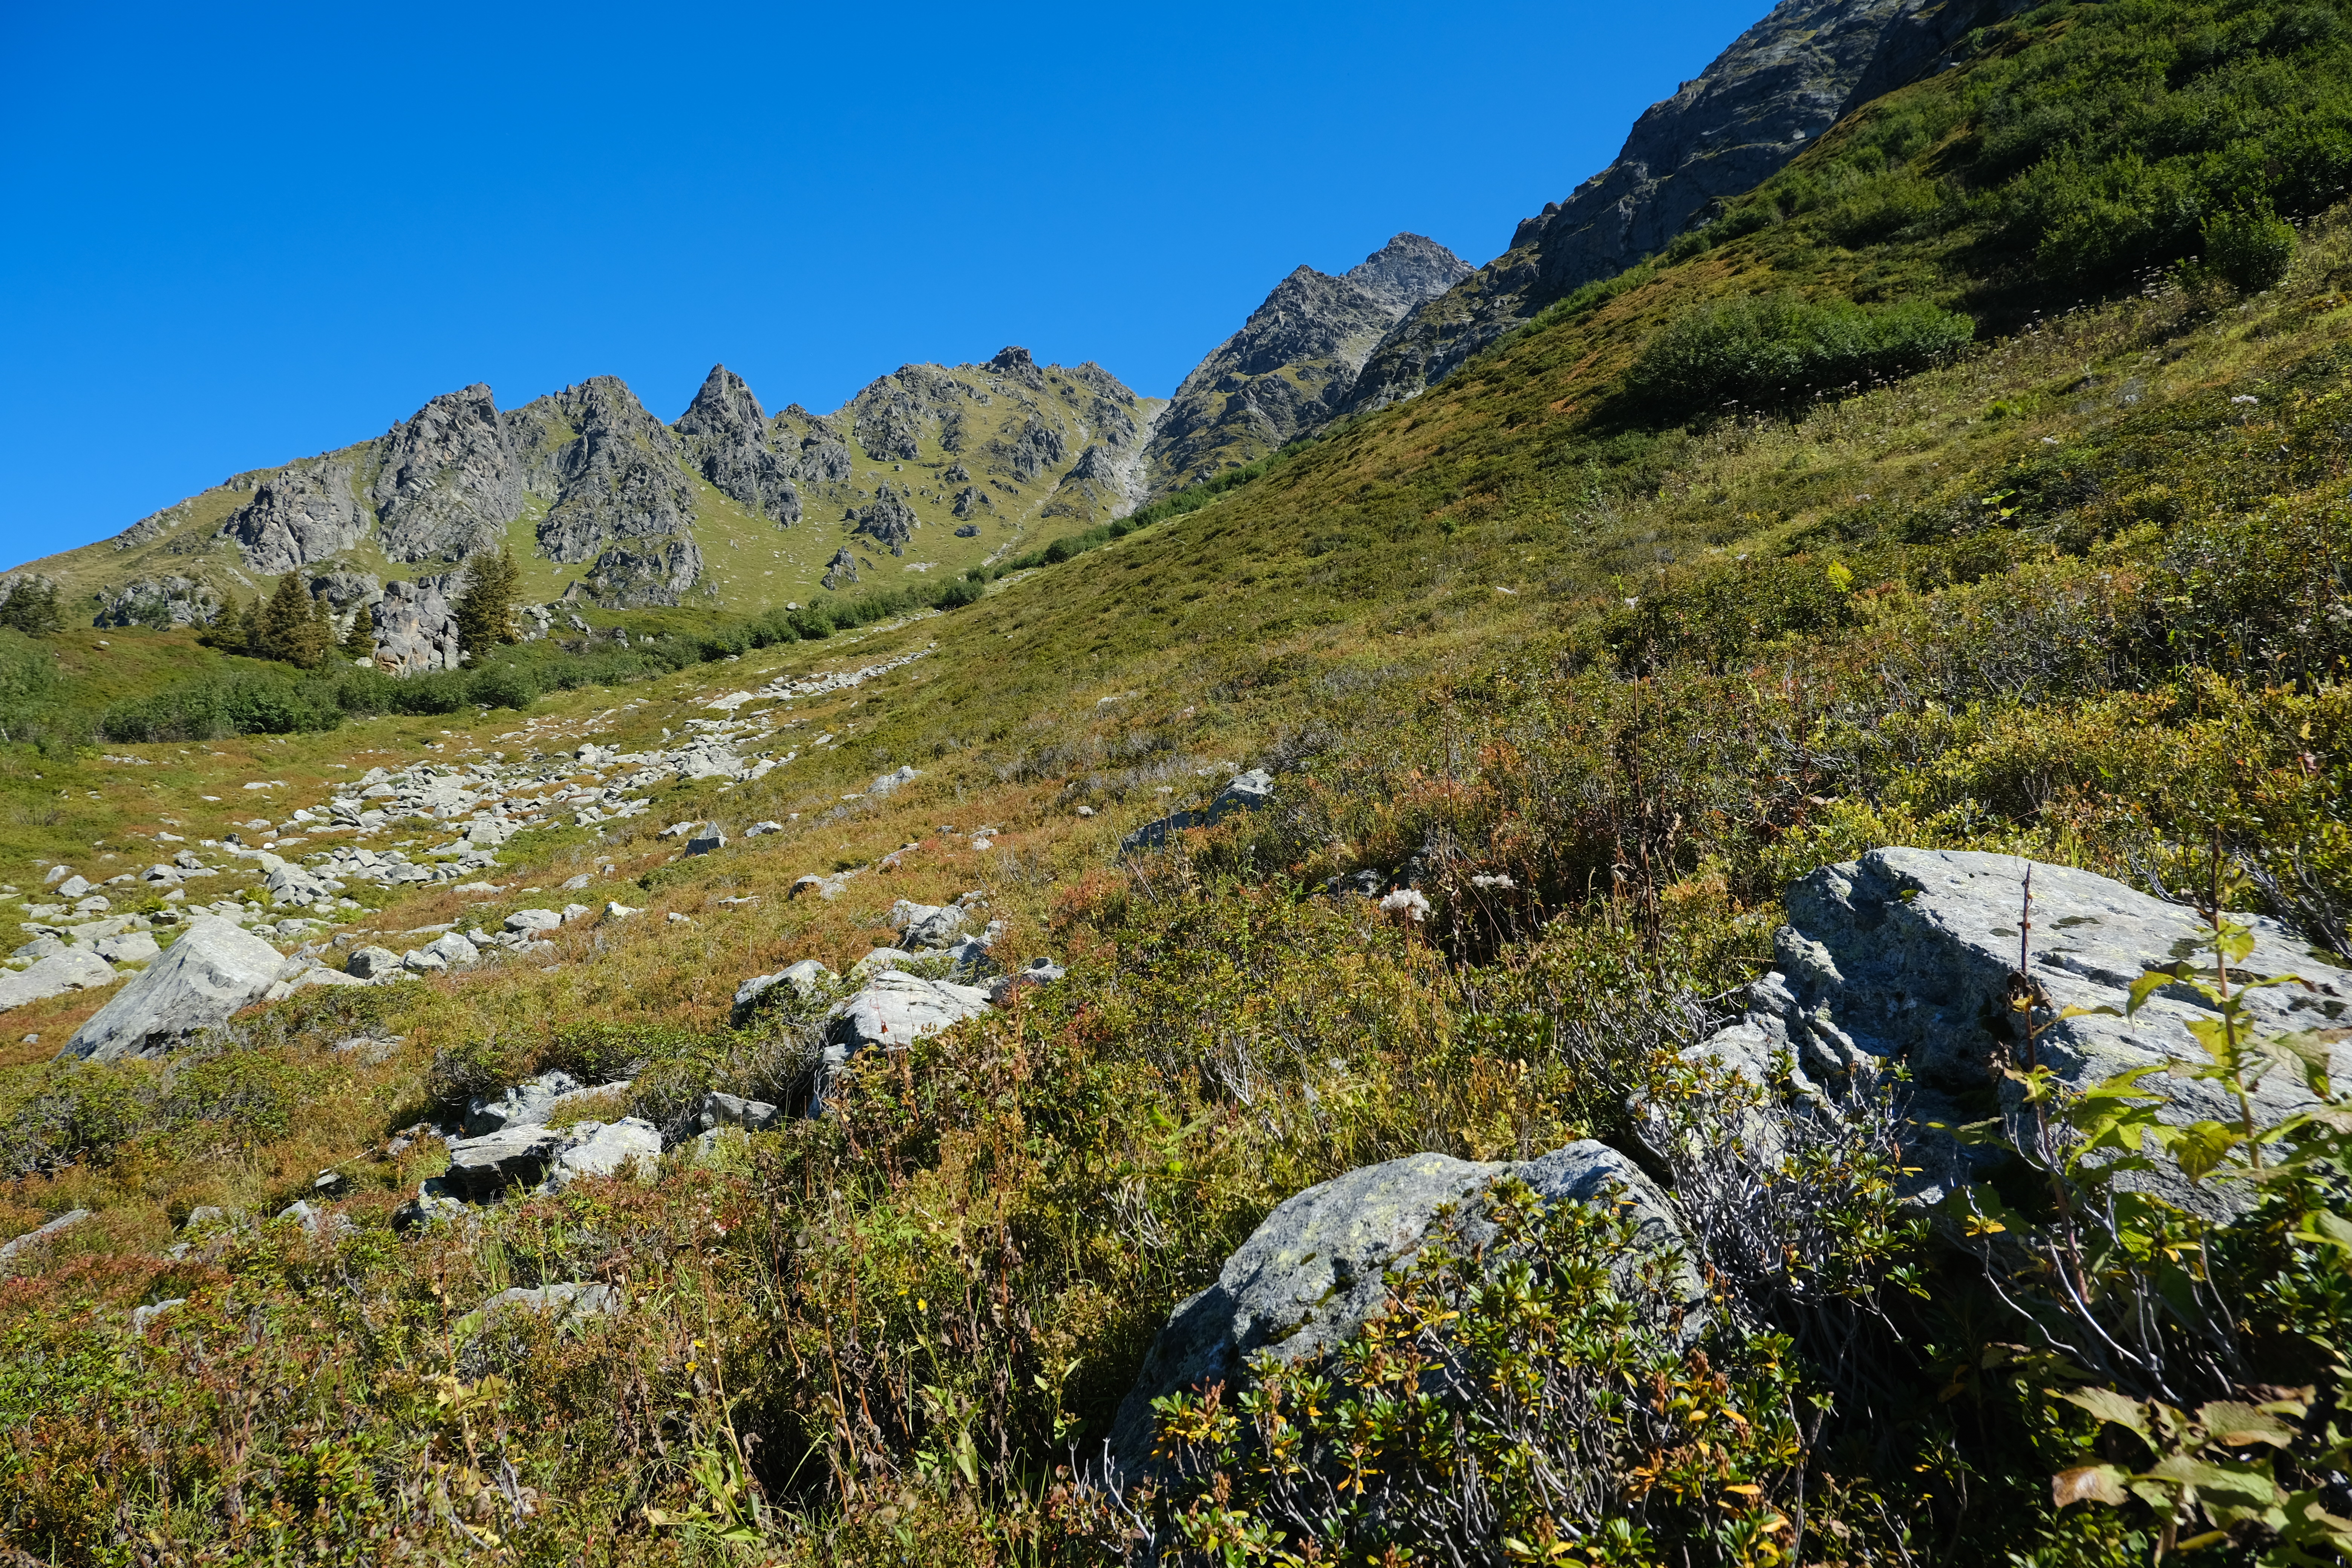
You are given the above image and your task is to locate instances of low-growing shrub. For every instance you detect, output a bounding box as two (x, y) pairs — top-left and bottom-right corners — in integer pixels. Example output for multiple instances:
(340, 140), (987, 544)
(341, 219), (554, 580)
(1622, 292), (1974, 419)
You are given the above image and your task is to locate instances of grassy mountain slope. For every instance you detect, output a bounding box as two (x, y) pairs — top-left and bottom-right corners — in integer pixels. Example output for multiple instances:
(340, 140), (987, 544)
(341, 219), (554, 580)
(7, 2), (2352, 1563)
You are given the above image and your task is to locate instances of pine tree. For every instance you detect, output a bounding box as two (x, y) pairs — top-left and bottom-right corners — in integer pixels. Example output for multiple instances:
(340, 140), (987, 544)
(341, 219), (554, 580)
(454, 545), (521, 657)
(256, 574), (328, 668)
(0, 579), (63, 636)
(342, 603), (376, 662)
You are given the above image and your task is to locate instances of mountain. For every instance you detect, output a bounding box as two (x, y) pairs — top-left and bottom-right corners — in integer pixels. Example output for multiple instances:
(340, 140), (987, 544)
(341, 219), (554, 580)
(10, 349), (1159, 658)
(11, 0), (2352, 1560)
(1142, 234), (1470, 491)
(1344, 0), (2031, 415)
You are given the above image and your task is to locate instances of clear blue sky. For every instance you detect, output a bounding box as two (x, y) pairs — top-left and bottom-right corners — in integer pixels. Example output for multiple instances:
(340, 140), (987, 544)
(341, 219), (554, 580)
(1, 0), (1762, 567)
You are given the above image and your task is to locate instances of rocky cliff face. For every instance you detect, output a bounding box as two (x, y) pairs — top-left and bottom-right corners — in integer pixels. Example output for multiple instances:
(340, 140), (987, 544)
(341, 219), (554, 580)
(515, 378), (704, 605)
(370, 384), (525, 563)
(221, 459), (366, 574)
(1345, 0), (2029, 415)
(677, 366), (803, 525)
(1145, 234), (1469, 493)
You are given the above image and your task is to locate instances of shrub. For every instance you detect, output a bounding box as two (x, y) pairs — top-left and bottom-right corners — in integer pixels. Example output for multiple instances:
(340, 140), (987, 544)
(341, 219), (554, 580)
(1622, 292), (1974, 419)
(2205, 204), (2298, 289)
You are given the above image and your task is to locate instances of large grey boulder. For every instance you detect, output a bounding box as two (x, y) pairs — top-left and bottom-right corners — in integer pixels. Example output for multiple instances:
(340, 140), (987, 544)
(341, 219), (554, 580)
(0, 949), (119, 1012)
(811, 970), (993, 1111)
(1107, 1143), (1701, 1473)
(61, 917), (283, 1061)
(1688, 848), (2352, 1208)
(730, 958), (833, 1026)
(543, 1119), (662, 1190)
(441, 1124), (566, 1198)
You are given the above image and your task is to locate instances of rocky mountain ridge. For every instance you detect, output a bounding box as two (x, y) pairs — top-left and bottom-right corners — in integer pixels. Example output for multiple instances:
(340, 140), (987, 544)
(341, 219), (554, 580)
(1343, 0), (2034, 415)
(1141, 234), (1470, 492)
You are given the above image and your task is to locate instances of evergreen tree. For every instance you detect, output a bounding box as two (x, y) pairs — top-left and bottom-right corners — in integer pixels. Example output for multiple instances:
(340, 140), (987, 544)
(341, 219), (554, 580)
(342, 603), (376, 662)
(454, 545), (521, 657)
(256, 574), (329, 668)
(0, 579), (64, 636)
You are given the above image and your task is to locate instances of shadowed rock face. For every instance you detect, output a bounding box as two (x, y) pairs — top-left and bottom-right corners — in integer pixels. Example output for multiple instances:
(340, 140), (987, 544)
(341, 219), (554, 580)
(677, 365), (802, 525)
(1145, 235), (1469, 492)
(1345, 0), (2033, 415)
(371, 384), (524, 563)
(514, 377), (703, 603)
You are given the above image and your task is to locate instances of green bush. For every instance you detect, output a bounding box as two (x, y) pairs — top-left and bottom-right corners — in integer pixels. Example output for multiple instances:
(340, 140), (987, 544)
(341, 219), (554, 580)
(1622, 292), (1975, 419)
(2205, 204), (2299, 288)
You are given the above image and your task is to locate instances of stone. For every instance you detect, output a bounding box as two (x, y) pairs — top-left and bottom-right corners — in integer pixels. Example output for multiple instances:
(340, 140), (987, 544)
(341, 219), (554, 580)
(560, 872), (594, 891)
(543, 1118), (662, 1191)
(56, 875), (92, 899)
(902, 903), (970, 950)
(0, 1208), (92, 1273)
(131, 1297), (187, 1335)
(440, 1124), (567, 1198)
(851, 946), (918, 978)
(745, 821), (785, 836)
(463, 1069), (586, 1136)
(424, 931), (481, 966)
(829, 969), (991, 1058)
(1107, 1143), (1701, 1473)
(478, 1280), (624, 1327)
(275, 1200), (351, 1240)
(1121, 769), (1277, 852)
(561, 903), (591, 922)
(1686, 848), (2352, 1210)
(392, 1188), (472, 1233)
(866, 765), (920, 799)
(61, 917), (282, 1061)
(729, 958), (834, 1027)
(0, 949), (119, 1012)
(603, 901), (641, 920)
(987, 956), (1066, 1004)
(685, 829), (727, 857)
(94, 931), (160, 966)
(698, 1091), (782, 1133)
(503, 909), (563, 935)
(346, 945), (403, 979)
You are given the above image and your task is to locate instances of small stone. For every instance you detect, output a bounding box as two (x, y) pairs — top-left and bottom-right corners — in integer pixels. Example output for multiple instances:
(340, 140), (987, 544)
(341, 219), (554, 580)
(346, 945), (403, 979)
(603, 901), (642, 920)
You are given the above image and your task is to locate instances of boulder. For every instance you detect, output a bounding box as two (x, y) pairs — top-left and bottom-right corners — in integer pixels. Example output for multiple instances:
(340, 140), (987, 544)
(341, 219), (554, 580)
(346, 945), (403, 979)
(1107, 1143), (1701, 1473)
(686, 828), (727, 857)
(904, 904), (971, 950)
(1121, 769), (1276, 852)
(866, 765), (920, 799)
(464, 1069), (585, 1136)
(61, 917), (282, 1062)
(831, 970), (991, 1056)
(440, 1124), (567, 1198)
(543, 1118), (662, 1190)
(1686, 848), (2352, 1208)
(0, 948), (119, 1012)
(698, 1090), (782, 1133)
(503, 909), (563, 935)
(729, 958), (834, 1026)
(422, 931), (480, 966)
(479, 1280), (624, 1326)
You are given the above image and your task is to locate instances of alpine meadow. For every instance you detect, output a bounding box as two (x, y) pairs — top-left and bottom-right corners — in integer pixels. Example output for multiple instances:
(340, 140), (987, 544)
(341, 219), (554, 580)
(9, 1), (2352, 1564)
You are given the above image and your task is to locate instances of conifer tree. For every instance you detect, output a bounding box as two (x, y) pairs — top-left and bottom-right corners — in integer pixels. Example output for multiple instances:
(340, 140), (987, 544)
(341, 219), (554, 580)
(256, 574), (328, 668)
(454, 545), (521, 657)
(342, 603), (375, 662)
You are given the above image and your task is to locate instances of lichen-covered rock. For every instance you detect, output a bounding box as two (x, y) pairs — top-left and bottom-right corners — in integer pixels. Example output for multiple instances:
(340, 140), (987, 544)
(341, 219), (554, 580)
(62, 917), (282, 1061)
(1687, 847), (2352, 1208)
(1107, 1142), (1702, 1472)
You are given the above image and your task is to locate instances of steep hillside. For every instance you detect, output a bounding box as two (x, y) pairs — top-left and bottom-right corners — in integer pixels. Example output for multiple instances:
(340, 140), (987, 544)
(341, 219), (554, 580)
(6, 349), (1158, 668)
(9, 1), (2352, 1564)
(1141, 234), (1468, 490)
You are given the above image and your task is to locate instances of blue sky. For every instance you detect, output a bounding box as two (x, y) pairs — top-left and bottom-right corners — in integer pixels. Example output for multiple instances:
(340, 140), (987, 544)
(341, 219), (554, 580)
(0, 0), (1762, 567)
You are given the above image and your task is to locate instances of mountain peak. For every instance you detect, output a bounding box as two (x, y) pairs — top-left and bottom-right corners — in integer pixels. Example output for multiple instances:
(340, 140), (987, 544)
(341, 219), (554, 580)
(679, 364), (768, 436)
(1342, 234), (1473, 318)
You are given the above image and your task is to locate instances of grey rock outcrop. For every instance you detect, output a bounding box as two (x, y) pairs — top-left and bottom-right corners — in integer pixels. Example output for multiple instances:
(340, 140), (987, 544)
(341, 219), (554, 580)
(849, 487), (919, 553)
(61, 917), (283, 1062)
(370, 577), (464, 673)
(95, 575), (224, 629)
(439, 1116), (660, 1198)
(810, 970), (993, 1111)
(730, 958), (833, 1026)
(677, 364), (803, 524)
(821, 546), (858, 590)
(1147, 237), (1468, 492)
(1346, 0), (2030, 415)
(222, 459), (366, 573)
(850, 364), (975, 461)
(371, 384), (524, 563)
(0, 948), (119, 1012)
(1122, 769), (1275, 852)
(462, 1068), (585, 1136)
(1687, 848), (2352, 1208)
(1108, 1142), (1701, 1472)
(516, 377), (701, 603)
